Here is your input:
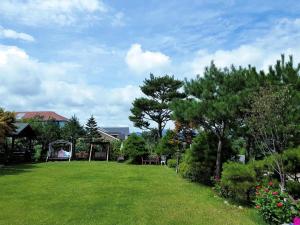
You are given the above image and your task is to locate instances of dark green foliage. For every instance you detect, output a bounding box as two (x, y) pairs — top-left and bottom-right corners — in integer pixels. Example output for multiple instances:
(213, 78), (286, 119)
(141, 129), (159, 153)
(286, 181), (300, 199)
(172, 64), (251, 178)
(220, 162), (257, 204)
(26, 117), (61, 159)
(156, 130), (178, 157)
(122, 133), (147, 163)
(110, 140), (122, 160)
(61, 115), (85, 157)
(85, 115), (100, 139)
(282, 147), (300, 182)
(129, 74), (185, 138)
(179, 132), (235, 185)
(167, 158), (177, 168)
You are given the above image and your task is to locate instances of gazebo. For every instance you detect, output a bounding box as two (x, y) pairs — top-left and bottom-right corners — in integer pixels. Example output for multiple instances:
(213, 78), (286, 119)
(3, 123), (36, 163)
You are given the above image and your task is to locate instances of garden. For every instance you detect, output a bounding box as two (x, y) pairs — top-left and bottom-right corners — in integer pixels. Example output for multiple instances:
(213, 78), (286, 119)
(0, 54), (300, 225)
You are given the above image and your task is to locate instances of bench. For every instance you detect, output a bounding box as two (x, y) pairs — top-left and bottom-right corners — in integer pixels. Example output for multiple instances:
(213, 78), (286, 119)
(141, 156), (159, 165)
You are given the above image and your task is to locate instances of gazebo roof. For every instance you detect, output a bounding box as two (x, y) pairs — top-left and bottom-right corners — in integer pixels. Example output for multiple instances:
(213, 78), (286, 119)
(9, 123), (35, 138)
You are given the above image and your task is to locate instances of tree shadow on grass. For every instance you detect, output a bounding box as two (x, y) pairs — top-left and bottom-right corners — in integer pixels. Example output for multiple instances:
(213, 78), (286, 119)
(0, 163), (38, 176)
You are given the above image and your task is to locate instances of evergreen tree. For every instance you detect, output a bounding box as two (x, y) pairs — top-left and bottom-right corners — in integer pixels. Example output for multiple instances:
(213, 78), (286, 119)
(62, 115), (85, 157)
(172, 63), (250, 178)
(85, 115), (100, 140)
(129, 74), (185, 138)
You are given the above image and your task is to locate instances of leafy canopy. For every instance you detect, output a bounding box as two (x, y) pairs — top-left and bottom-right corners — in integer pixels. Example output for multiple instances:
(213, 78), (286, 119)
(129, 74), (185, 138)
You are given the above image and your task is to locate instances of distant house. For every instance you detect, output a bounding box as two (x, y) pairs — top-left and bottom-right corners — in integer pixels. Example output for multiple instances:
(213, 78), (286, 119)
(15, 111), (68, 127)
(101, 127), (130, 140)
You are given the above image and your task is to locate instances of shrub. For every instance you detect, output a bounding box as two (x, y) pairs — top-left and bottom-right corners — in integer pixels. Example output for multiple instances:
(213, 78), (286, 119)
(220, 162), (257, 204)
(286, 181), (300, 200)
(255, 182), (300, 225)
(122, 134), (147, 163)
(156, 130), (179, 158)
(167, 159), (177, 168)
(283, 147), (300, 182)
(33, 144), (42, 162)
(110, 140), (122, 161)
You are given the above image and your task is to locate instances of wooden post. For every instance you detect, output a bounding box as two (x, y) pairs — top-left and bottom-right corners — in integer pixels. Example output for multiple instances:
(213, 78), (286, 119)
(89, 144), (93, 162)
(106, 144), (109, 162)
(69, 143), (72, 162)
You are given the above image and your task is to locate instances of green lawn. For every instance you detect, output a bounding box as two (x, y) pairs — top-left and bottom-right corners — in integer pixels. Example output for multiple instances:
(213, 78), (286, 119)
(0, 162), (265, 225)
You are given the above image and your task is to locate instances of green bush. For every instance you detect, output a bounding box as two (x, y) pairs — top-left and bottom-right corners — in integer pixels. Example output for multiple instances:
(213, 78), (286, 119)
(110, 140), (122, 161)
(283, 147), (300, 182)
(156, 130), (179, 158)
(123, 134), (147, 163)
(255, 182), (300, 225)
(286, 181), (300, 199)
(167, 159), (177, 168)
(220, 162), (257, 204)
(33, 144), (42, 162)
(179, 132), (235, 185)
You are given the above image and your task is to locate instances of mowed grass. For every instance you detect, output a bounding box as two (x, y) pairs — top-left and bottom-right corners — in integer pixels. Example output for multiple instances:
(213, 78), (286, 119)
(0, 162), (265, 225)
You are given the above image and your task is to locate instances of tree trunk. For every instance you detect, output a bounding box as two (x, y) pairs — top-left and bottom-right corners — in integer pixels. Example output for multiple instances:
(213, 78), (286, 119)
(158, 122), (163, 138)
(215, 137), (223, 179)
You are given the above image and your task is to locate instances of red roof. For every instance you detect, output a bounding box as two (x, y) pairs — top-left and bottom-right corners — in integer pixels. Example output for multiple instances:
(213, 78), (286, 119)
(15, 111), (68, 121)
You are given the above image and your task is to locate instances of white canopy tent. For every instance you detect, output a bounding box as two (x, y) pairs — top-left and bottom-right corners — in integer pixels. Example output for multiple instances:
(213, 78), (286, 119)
(46, 140), (73, 162)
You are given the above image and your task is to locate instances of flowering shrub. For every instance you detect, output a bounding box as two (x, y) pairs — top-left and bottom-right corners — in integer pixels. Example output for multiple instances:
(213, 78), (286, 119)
(254, 182), (300, 225)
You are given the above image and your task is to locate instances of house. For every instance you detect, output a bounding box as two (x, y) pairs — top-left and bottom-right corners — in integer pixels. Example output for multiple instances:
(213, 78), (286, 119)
(101, 127), (130, 140)
(15, 111), (68, 127)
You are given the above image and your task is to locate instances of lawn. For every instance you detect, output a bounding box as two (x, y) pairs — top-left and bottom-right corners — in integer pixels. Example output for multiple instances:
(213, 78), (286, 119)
(0, 162), (265, 225)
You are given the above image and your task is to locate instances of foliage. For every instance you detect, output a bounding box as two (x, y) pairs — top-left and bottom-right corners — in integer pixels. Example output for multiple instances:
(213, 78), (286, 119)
(110, 140), (122, 160)
(167, 158), (177, 168)
(0, 108), (16, 144)
(179, 132), (235, 185)
(122, 133), (147, 163)
(33, 144), (42, 162)
(141, 129), (159, 153)
(255, 182), (300, 225)
(171, 64), (255, 178)
(219, 162), (257, 204)
(61, 115), (85, 157)
(85, 115), (100, 139)
(282, 147), (300, 182)
(156, 130), (179, 157)
(25, 117), (61, 159)
(286, 181), (300, 199)
(129, 74), (185, 138)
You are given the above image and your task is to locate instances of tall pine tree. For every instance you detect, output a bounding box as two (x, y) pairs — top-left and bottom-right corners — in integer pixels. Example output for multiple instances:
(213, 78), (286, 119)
(85, 115), (100, 140)
(129, 74), (185, 138)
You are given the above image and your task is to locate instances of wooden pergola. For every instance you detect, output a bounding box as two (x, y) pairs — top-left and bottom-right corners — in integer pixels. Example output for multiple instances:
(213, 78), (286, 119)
(5, 123), (35, 163)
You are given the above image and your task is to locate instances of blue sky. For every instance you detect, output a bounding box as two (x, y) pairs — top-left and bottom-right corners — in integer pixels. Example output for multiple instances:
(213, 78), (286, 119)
(0, 0), (300, 131)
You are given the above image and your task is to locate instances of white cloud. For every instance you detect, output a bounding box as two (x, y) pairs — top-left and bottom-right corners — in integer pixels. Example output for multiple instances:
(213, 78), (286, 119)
(125, 43), (171, 74)
(0, 0), (107, 26)
(0, 44), (141, 129)
(190, 18), (300, 76)
(0, 26), (35, 42)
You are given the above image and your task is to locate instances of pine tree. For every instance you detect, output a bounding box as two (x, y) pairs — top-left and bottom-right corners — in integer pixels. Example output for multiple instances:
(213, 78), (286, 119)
(129, 74), (185, 138)
(85, 115), (100, 140)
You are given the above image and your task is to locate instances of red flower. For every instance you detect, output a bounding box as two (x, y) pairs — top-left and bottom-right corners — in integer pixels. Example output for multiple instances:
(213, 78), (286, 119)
(255, 205), (260, 209)
(268, 181), (273, 186)
(256, 185), (261, 190)
(272, 191), (278, 195)
(264, 188), (269, 192)
(277, 202), (283, 207)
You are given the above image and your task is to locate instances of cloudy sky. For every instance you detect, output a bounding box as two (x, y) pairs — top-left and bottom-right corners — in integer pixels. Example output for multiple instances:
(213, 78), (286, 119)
(0, 0), (300, 131)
